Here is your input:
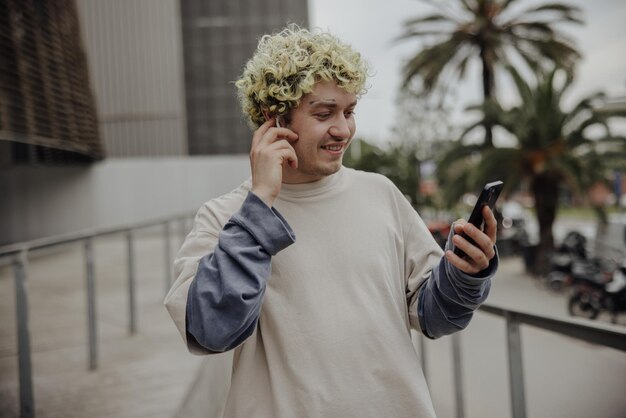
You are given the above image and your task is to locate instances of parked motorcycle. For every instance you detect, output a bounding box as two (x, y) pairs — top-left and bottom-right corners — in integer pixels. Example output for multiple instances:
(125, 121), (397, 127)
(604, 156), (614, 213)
(547, 252), (615, 293)
(545, 231), (598, 292)
(568, 261), (626, 323)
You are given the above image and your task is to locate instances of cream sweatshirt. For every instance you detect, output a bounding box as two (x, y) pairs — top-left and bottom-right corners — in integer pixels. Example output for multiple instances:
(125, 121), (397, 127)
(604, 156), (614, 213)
(164, 167), (496, 418)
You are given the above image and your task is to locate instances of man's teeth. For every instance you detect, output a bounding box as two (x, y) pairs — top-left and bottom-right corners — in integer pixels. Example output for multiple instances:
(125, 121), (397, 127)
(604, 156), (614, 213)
(323, 145), (342, 151)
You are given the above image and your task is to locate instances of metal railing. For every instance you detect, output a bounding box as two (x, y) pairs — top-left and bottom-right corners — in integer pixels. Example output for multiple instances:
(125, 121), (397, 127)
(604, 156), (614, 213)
(0, 213), (194, 418)
(426, 303), (626, 418)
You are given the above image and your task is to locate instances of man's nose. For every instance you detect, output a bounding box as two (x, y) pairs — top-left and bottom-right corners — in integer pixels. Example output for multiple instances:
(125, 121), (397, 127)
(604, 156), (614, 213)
(329, 115), (351, 140)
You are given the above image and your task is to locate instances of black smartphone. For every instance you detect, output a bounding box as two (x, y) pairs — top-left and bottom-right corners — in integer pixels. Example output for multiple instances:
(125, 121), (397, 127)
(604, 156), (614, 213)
(453, 180), (503, 257)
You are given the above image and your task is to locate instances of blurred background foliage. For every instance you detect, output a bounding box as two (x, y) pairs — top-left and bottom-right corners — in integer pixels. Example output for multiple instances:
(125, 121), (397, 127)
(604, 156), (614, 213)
(346, 0), (626, 273)
(344, 140), (422, 207)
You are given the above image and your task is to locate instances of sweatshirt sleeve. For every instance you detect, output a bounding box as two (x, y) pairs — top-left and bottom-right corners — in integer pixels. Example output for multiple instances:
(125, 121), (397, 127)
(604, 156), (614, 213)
(417, 228), (498, 339)
(164, 191), (295, 355)
(186, 192), (295, 352)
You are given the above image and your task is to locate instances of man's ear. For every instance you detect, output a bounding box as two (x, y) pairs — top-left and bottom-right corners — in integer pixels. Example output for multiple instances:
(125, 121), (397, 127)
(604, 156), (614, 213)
(262, 109), (273, 122)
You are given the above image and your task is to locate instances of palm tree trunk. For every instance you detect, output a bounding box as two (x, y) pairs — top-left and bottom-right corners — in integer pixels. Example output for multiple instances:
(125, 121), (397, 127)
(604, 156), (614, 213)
(480, 49), (495, 147)
(531, 172), (560, 275)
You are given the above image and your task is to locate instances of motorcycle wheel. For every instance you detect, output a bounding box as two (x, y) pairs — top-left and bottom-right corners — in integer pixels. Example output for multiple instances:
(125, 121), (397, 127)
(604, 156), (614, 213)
(568, 292), (600, 319)
(546, 271), (567, 293)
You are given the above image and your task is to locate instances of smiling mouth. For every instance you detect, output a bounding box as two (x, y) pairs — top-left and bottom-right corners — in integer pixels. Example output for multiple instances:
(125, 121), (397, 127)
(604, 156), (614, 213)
(321, 144), (343, 151)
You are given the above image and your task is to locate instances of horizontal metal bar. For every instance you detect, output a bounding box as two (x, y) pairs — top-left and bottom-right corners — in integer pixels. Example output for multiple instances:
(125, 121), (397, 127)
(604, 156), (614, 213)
(479, 304), (626, 352)
(0, 214), (194, 259)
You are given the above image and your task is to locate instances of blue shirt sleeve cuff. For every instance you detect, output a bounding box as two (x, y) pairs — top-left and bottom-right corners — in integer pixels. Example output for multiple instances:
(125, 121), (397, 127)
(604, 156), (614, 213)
(230, 191), (296, 255)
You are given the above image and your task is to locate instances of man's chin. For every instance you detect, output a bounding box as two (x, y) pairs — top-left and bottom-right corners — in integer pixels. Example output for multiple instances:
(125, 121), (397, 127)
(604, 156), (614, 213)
(319, 161), (343, 176)
(288, 158), (344, 181)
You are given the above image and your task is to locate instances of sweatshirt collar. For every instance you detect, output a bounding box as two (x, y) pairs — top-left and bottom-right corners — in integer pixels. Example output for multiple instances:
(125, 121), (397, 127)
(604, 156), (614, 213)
(278, 166), (346, 199)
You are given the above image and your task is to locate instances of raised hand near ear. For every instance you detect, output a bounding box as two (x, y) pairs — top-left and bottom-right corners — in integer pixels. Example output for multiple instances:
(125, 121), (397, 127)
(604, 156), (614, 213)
(250, 119), (299, 207)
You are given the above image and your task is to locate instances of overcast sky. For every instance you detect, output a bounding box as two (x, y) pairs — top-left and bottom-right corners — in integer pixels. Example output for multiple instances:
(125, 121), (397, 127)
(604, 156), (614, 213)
(309, 0), (626, 145)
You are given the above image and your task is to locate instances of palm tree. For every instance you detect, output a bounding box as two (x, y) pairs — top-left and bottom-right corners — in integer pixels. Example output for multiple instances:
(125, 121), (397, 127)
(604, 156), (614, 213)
(397, 0), (582, 146)
(437, 68), (626, 273)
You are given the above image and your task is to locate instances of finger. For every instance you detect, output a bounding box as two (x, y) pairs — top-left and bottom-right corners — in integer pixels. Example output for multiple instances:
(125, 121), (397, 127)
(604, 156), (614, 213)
(258, 127), (299, 148)
(453, 235), (492, 272)
(453, 219), (466, 234)
(251, 127), (299, 164)
(268, 139), (297, 155)
(445, 250), (481, 275)
(461, 223), (496, 261)
(252, 119), (276, 149)
(452, 232), (489, 263)
(277, 148), (298, 168)
(482, 206), (497, 243)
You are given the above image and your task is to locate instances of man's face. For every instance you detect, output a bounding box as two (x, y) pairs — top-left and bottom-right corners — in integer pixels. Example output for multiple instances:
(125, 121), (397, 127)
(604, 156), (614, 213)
(282, 80), (357, 184)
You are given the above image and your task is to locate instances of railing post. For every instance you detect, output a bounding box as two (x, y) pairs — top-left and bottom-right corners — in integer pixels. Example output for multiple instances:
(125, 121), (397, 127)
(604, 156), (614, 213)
(84, 238), (97, 371)
(505, 312), (527, 418)
(14, 250), (35, 418)
(164, 221), (171, 295)
(126, 231), (137, 335)
(452, 333), (465, 418)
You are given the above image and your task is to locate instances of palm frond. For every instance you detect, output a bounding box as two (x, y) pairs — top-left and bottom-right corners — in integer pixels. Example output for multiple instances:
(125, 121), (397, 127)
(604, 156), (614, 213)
(519, 3), (583, 23)
(402, 13), (457, 28)
(505, 65), (534, 104)
(458, 120), (485, 140)
(469, 147), (523, 189)
(458, 0), (475, 14)
(401, 32), (472, 89)
(501, 0), (521, 11)
(521, 3), (582, 18)
(394, 29), (455, 41)
(503, 39), (544, 75)
(396, 0), (582, 102)
(507, 21), (556, 37)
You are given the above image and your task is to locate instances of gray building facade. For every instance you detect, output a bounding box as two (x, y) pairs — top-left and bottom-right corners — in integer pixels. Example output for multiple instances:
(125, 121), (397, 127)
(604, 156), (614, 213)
(180, 0), (309, 155)
(76, 0), (188, 157)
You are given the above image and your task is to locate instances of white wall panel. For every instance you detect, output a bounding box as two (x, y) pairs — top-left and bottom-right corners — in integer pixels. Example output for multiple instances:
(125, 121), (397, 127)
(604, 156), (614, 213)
(0, 156), (249, 244)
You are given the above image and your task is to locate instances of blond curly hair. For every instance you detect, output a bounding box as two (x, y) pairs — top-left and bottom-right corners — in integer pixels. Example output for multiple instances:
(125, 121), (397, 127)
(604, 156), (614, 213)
(235, 25), (369, 128)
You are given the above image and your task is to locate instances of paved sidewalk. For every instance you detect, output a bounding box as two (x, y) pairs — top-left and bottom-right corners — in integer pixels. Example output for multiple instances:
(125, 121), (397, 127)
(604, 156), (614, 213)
(0, 230), (201, 418)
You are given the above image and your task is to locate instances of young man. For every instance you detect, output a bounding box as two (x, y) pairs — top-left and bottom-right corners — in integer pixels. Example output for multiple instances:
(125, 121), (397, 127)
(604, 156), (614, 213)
(165, 25), (498, 417)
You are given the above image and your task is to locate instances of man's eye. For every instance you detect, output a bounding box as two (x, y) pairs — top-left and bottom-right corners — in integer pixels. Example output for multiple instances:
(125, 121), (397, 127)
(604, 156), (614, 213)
(345, 111), (355, 117)
(315, 113), (331, 119)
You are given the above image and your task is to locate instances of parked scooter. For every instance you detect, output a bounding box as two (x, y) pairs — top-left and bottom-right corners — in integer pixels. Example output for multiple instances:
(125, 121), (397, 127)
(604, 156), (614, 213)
(568, 261), (626, 323)
(545, 231), (595, 292)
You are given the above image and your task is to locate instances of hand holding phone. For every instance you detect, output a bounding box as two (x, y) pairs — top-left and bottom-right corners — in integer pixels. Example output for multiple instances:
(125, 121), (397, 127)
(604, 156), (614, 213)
(453, 181), (503, 258)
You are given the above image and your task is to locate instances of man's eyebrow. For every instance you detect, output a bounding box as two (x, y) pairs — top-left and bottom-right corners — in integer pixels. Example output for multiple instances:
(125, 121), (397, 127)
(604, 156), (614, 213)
(309, 99), (335, 106)
(308, 99), (358, 108)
